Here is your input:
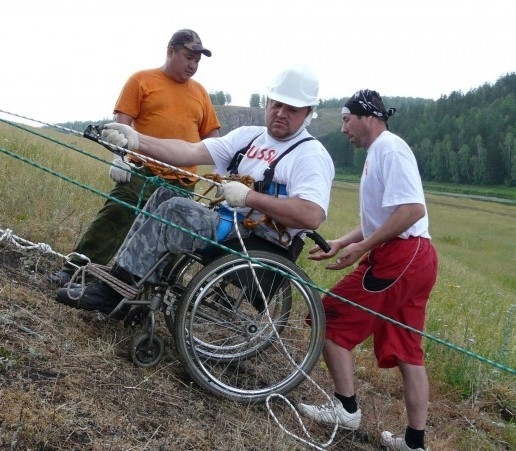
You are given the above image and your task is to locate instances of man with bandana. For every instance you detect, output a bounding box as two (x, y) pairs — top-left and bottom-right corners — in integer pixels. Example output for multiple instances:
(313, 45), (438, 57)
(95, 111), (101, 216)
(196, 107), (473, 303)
(55, 64), (334, 317)
(298, 90), (438, 451)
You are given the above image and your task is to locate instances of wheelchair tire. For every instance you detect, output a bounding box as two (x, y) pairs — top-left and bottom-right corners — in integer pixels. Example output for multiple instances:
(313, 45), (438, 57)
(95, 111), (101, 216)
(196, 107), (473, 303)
(173, 250), (325, 403)
(131, 332), (165, 369)
(163, 254), (205, 335)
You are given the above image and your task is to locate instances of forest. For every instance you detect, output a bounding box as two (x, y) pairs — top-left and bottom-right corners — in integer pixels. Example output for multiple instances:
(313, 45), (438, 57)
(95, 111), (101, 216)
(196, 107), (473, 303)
(319, 72), (516, 186)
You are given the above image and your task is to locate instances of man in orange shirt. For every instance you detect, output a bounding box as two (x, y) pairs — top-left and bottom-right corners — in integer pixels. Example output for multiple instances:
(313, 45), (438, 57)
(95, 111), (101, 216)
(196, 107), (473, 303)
(48, 29), (220, 286)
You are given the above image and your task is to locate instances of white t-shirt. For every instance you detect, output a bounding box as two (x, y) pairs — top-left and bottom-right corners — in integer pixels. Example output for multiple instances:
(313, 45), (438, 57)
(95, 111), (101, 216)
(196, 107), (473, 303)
(203, 126), (335, 243)
(359, 131), (430, 239)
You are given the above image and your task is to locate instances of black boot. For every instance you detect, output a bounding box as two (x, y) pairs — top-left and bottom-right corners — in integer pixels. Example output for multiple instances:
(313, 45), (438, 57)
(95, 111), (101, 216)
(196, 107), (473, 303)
(56, 280), (123, 315)
(55, 264), (138, 319)
(111, 263), (139, 285)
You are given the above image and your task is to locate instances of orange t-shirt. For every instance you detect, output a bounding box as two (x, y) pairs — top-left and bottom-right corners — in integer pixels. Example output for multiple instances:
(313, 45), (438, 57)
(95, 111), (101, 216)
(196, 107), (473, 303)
(114, 68), (220, 181)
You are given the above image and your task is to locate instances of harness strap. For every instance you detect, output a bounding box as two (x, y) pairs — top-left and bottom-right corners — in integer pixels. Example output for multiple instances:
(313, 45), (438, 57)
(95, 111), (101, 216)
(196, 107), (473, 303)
(227, 133), (263, 174)
(256, 136), (315, 193)
(227, 133), (316, 194)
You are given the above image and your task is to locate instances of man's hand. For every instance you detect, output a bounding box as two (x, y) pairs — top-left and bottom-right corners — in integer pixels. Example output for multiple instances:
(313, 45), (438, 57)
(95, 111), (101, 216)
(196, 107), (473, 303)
(109, 155), (131, 183)
(223, 181), (251, 207)
(325, 242), (364, 270)
(308, 239), (340, 261)
(101, 123), (139, 150)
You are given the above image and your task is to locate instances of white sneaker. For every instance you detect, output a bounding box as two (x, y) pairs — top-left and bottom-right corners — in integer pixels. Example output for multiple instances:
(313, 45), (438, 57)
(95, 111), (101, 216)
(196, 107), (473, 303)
(380, 431), (428, 450)
(297, 397), (361, 430)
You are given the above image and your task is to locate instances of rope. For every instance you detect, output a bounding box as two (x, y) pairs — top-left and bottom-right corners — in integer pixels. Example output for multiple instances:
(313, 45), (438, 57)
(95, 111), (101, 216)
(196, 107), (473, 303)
(0, 112), (222, 187)
(0, 227), (88, 270)
(229, 212), (338, 449)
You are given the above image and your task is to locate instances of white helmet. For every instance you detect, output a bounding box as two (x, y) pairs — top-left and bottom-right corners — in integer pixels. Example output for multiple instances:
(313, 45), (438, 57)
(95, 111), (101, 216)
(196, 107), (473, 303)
(267, 64), (319, 107)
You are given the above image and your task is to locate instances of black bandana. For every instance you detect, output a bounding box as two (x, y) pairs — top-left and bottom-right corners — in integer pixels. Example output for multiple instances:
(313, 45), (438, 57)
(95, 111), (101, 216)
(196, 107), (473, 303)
(343, 89), (396, 121)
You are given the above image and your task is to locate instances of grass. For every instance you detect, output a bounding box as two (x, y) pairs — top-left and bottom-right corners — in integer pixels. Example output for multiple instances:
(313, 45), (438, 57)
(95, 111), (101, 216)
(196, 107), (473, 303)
(1, 121), (515, 450)
(335, 171), (516, 202)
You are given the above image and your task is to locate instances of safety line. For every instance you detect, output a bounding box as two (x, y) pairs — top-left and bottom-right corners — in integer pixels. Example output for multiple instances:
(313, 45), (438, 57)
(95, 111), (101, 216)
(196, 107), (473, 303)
(0, 112), (222, 187)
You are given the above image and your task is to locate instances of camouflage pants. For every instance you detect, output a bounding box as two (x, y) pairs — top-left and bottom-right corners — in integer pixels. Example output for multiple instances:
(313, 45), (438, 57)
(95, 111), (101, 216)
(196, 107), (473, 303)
(63, 167), (193, 275)
(116, 187), (250, 284)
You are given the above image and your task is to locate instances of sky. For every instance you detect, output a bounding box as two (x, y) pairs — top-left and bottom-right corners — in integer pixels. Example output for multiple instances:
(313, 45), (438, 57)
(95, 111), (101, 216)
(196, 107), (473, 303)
(1, 0), (515, 125)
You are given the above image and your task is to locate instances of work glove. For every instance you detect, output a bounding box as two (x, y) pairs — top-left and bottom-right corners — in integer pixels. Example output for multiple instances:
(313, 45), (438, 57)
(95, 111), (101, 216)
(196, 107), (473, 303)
(109, 155), (132, 183)
(101, 123), (139, 151)
(222, 181), (251, 207)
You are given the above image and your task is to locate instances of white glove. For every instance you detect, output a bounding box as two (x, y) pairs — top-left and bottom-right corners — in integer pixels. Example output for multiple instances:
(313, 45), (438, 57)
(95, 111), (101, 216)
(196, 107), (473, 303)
(101, 123), (139, 150)
(109, 155), (131, 183)
(223, 181), (251, 207)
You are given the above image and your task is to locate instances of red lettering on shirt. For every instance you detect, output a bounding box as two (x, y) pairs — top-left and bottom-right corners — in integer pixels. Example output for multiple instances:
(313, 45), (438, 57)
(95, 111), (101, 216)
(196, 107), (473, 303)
(246, 146), (277, 162)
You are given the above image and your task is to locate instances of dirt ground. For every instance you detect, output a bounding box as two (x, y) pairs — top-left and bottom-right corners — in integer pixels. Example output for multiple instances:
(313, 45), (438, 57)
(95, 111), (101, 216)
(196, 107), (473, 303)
(0, 242), (512, 450)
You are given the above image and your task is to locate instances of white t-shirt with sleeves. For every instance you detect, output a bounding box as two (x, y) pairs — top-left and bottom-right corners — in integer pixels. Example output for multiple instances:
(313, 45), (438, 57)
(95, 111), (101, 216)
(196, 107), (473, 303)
(359, 131), (430, 239)
(203, 126), (335, 243)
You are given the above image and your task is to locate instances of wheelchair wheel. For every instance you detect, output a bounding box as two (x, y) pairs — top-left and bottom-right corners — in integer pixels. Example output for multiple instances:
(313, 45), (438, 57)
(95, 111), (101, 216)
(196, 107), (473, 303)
(173, 250), (325, 403)
(163, 254), (204, 334)
(131, 332), (165, 369)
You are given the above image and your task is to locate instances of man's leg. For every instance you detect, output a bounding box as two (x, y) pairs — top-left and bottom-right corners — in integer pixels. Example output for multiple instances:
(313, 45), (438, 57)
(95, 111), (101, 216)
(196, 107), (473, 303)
(61, 169), (158, 275)
(117, 197), (220, 284)
(380, 361), (429, 450)
(398, 361), (429, 429)
(297, 339), (362, 430)
(324, 339), (355, 396)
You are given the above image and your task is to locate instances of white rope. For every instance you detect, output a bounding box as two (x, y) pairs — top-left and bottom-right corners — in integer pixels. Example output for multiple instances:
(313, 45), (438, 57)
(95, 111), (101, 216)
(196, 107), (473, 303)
(230, 213), (339, 450)
(0, 109), (222, 188)
(0, 227), (88, 273)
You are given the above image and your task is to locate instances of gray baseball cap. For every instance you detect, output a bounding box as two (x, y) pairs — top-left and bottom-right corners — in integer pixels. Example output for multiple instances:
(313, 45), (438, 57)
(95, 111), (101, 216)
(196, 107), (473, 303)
(169, 29), (212, 57)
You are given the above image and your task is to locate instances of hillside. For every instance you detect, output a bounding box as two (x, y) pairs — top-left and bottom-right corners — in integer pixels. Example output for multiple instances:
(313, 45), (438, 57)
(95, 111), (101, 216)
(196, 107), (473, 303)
(1, 242), (511, 451)
(1, 119), (514, 450)
(213, 105), (342, 137)
(58, 71), (516, 187)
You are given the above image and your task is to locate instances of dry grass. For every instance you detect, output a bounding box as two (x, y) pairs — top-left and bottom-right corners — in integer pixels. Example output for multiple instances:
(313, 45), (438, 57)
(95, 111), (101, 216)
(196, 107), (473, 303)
(2, 246), (513, 450)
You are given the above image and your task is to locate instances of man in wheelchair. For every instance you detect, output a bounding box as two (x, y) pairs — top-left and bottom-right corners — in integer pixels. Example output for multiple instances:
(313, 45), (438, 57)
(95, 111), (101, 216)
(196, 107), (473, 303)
(55, 64), (335, 317)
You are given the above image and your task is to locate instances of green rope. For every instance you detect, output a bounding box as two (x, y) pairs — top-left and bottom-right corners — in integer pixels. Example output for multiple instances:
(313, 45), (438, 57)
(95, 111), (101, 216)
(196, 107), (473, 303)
(1, 127), (514, 378)
(0, 117), (140, 177)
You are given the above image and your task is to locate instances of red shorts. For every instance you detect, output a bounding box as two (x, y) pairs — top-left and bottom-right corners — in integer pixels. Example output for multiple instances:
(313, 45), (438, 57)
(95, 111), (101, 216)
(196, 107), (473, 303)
(323, 237), (438, 368)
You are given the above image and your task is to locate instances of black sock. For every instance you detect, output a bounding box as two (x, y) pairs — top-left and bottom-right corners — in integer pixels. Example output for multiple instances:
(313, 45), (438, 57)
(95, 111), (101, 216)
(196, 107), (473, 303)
(405, 426), (425, 449)
(334, 393), (357, 413)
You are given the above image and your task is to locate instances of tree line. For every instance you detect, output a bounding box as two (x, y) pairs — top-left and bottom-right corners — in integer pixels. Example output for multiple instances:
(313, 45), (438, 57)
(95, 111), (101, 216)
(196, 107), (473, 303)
(59, 73), (515, 187)
(318, 73), (516, 186)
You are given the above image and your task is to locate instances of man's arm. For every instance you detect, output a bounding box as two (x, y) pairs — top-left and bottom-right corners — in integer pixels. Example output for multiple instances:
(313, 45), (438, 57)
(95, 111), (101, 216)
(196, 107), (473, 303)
(138, 134), (214, 166)
(245, 192), (325, 230)
(114, 112), (134, 125)
(326, 203), (425, 270)
(359, 203), (425, 252)
(201, 128), (220, 139)
(102, 123), (215, 167)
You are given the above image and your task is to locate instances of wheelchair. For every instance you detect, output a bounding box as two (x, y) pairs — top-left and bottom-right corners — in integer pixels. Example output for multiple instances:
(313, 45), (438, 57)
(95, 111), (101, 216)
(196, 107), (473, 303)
(79, 227), (326, 403)
(74, 126), (328, 402)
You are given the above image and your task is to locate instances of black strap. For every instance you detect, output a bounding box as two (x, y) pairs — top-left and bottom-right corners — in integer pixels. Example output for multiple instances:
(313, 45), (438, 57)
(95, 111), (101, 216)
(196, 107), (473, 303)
(255, 137), (315, 193)
(226, 134), (316, 193)
(227, 134), (262, 174)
